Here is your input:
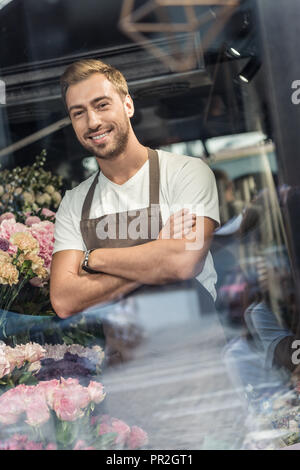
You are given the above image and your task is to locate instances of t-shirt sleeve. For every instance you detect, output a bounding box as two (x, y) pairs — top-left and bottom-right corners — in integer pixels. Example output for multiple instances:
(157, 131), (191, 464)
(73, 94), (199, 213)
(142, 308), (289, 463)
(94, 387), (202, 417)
(171, 157), (220, 226)
(52, 190), (86, 255)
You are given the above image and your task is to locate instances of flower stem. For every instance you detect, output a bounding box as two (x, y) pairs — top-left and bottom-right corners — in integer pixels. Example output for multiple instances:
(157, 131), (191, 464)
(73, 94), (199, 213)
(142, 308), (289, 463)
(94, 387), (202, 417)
(5, 277), (28, 312)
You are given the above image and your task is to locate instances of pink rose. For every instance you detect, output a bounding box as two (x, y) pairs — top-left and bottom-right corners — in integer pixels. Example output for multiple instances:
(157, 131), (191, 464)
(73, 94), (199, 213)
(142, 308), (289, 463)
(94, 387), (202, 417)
(25, 398), (50, 427)
(5, 345), (26, 370)
(0, 388), (25, 424)
(73, 440), (95, 450)
(0, 351), (11, 378)
(98, 421), (112, 435)
(36, 379), (60, 408)
(27, 360), (42, 374)
(21, 384), (42, 408)
(98, 416), (131, 446)
(60, 378), (90, 409)
(46, 443), (57, 450)
(127, 426), (148, 449)
(111, 418), (131, 445)
(23, 342), (46, 363)
(52, 389), (84, 422)
(5, 434), (28, 450)
(25, 216), (41, 226)
(60, 377), (79, 387)
(1, 436), (25, 450)
(87, 381), (106, 404)
(24, 441), (44, 450)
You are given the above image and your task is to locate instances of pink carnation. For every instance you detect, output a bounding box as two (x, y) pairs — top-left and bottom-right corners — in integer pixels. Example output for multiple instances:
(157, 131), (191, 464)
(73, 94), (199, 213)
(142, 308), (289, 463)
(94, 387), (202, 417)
(29, 220), (55, 269)
(41, 208), (56, 219)
(0, 220), (28, 254)
(25, 216), (41, 226)
(127, 426), (148, 449)
(87, 381), (106, 404)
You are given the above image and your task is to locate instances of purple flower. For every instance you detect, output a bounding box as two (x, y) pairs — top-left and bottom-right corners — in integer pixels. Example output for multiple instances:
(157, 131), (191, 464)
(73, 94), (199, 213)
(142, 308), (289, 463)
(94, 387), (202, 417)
(0, 238), (9, 252)
(35, 353), (96, 385)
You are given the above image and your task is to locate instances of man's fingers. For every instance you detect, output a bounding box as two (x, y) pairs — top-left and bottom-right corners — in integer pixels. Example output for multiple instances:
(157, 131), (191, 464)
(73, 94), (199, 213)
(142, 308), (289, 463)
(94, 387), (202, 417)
(173, 214), (196, 227)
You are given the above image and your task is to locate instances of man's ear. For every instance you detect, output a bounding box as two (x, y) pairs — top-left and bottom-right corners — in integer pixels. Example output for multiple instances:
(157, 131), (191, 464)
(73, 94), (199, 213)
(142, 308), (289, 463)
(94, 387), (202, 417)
(124, 94), (134, 118)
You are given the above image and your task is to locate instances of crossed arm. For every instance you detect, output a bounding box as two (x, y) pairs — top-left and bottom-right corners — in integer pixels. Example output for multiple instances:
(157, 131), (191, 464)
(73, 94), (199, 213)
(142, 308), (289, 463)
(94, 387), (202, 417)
(50, 211), (217, 319)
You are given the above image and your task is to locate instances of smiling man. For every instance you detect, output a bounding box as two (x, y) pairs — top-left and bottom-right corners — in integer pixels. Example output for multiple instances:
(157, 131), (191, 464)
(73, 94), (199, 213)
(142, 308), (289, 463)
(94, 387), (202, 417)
(50, 59), (220, 319)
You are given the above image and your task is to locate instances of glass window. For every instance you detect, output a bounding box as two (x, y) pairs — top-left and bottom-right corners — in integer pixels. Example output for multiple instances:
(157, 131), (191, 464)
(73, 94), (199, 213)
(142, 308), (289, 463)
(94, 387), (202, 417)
(0, 0), (300, 451)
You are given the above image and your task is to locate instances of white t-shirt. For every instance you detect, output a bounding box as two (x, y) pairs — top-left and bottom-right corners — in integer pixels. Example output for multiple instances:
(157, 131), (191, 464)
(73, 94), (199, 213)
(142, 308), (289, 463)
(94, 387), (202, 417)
(53, 149), (220, 300)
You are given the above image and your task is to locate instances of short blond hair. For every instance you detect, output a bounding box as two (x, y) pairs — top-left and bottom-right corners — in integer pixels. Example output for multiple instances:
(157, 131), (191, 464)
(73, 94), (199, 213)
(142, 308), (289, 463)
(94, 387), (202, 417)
(60, 59), (129, 110)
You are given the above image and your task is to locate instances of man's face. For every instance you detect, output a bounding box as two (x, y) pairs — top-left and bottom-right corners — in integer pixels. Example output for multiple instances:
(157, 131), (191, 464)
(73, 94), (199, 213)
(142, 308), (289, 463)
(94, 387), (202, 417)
(66, 73), (133, 159)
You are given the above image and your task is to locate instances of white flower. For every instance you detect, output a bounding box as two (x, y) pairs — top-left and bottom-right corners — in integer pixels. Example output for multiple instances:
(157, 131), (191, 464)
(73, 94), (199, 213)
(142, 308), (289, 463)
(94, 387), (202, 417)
(23, 191), (35, 204)
(51, 191), (61, 204)
(45, 185), (55, 195)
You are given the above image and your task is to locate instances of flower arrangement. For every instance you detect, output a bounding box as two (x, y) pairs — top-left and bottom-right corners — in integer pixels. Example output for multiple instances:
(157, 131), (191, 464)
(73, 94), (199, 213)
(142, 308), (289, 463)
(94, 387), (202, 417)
(0, 209), (56, 325)
(0, 231), (48, 315)
(0, 342), (46, 389)
(0, 378), (148, 450)
(0, 150), (62, 216)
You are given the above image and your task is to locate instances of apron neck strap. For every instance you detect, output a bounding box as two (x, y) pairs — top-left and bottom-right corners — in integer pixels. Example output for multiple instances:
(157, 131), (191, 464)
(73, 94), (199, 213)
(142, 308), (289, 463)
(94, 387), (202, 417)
(81, 147), (160, 220)
(81, 169), (100, 220)
(148, 147), (160, 207)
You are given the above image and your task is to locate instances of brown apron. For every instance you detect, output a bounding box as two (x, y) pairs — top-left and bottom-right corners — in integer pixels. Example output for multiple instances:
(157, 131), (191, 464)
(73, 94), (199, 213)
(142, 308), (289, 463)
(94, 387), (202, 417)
(79, 147), (215, 362)
(80, 147), (163, 250)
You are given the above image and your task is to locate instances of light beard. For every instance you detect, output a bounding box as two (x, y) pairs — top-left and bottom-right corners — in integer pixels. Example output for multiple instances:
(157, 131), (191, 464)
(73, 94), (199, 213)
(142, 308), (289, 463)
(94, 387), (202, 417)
(84, 121), (130, 160)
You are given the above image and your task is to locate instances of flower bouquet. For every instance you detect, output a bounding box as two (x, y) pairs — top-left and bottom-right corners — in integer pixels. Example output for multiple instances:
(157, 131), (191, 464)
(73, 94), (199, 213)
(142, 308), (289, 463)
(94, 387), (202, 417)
(0, 231), (50, 340)
(0, 153), (107, 350)
(0, 342), (46, 391)
(0, 378), (148, 450)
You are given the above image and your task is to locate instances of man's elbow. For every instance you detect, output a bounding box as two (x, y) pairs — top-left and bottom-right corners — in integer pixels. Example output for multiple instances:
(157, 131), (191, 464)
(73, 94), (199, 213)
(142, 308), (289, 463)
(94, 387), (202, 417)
(173, 253), (205, 281)
(50, 290), (75, 319)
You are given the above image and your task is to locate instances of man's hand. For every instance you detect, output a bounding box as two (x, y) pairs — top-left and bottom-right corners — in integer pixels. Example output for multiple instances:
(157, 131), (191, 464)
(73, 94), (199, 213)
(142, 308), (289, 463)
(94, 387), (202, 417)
(158, 209), (196, 240)
(50, 250), (141, 319)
